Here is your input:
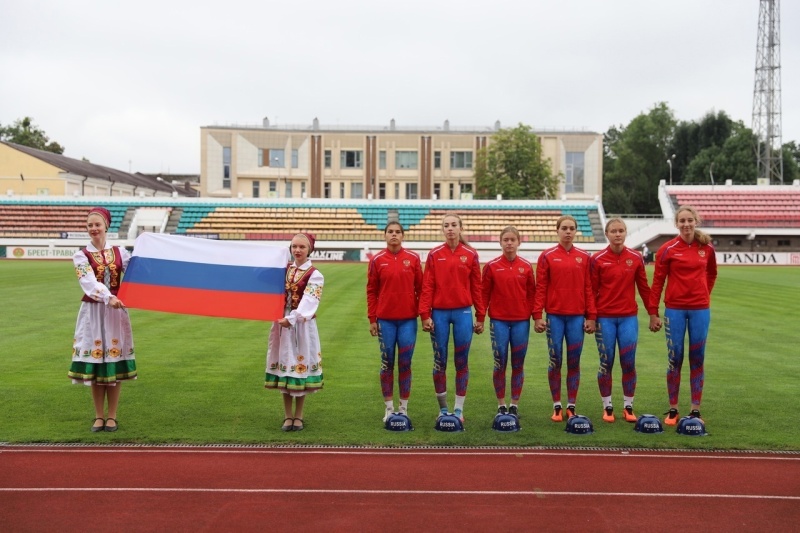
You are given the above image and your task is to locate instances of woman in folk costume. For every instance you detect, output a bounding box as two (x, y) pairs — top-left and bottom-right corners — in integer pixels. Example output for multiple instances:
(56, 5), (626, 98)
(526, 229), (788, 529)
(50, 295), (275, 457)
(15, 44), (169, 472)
(265, 232), (324, 431)
(69, 207), (136, 433)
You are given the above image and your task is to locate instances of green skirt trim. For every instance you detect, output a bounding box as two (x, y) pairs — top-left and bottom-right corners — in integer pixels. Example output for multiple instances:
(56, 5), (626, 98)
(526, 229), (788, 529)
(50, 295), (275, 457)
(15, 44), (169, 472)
(265, 373), (323, 391)
(69, 360), (138, 384)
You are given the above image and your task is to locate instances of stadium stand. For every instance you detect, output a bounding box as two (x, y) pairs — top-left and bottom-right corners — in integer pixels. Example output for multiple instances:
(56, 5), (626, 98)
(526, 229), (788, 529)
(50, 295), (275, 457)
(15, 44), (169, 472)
(0, 198), (605, 246)
(667, 186), (800, 228)
(175, 202), (601, 243)
(0, 204), (127, 238)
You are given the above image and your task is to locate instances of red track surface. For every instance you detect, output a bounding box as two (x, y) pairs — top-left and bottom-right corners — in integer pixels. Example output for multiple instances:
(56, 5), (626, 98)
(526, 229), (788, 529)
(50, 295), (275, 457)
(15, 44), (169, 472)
(1, 446), (798, 532)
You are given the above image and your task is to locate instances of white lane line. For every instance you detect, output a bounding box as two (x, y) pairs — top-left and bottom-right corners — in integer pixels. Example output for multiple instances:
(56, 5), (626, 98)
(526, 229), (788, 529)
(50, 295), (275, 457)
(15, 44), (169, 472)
(0, 487), (797, 500)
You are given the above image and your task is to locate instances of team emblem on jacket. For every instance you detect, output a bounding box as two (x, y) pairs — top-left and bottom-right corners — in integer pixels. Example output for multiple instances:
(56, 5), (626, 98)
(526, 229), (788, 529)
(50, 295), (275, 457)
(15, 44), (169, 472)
(575, 257), (582, 263)
(518, 267), (525, 273)
(460, 256), (467, 263)
(698, 250), (706, 257)
(403, 259), (410, 267)
(626, 259), (633, 266)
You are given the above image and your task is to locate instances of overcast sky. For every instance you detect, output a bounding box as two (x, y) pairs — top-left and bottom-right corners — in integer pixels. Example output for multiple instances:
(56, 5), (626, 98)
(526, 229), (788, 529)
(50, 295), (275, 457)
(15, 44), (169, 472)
(1, 0), (797, 174)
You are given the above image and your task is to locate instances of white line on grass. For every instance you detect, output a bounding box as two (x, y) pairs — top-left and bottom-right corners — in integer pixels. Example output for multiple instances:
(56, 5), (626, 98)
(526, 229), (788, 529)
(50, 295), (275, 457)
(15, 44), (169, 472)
(2, 447), (799, 461)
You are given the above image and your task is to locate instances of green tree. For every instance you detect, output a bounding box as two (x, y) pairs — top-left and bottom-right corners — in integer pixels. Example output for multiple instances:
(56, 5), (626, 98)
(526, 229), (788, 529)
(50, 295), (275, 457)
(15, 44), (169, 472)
(602, 125), (634, 213)
(683, 123), (758, 184)
(474, 123), (558, 199)
(782, 153), (799, 183)
(603, 102), (677, 214)
(670, 110), (734, 182)
(784, 140), (800, 167)
(782, 141), (800, 183)
(0, 116), (65, 154)
(602, 124), (622, 175)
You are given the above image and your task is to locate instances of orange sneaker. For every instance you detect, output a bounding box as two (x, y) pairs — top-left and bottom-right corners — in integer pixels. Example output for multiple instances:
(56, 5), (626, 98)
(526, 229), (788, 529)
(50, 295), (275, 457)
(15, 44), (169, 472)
(551, 405), (563, 422)
(664, 408), (679, 426)
(602, 406), (615, 423)
(565, 405), (576, 419)
(622, 406), (637, 423)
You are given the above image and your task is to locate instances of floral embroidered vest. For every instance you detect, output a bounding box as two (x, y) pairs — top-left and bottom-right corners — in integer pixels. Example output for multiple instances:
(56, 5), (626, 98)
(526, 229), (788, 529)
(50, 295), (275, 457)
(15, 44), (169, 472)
(285, 264), (317, 314)
(81, 246), (123, 303)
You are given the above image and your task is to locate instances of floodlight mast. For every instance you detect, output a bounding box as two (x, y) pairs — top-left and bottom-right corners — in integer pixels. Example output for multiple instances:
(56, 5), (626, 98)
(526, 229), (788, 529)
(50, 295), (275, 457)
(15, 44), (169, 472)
(752, 0), (783, 184)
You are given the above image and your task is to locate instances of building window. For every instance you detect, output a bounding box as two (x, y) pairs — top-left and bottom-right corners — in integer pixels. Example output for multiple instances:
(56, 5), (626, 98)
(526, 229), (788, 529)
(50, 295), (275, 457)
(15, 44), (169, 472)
(405, 183), (418, 200)
(449, 183), (454, 199)
(565, 151), (585, 193)
(301, 181), (307, 198)
(351, 182), (363, 199)
(291, 149), (298, 169)
(450, 151), (473, 169)
(341, 150), (363, 168)
(394, 183), (400, 199)
(339, 182), (345, 198)
(433, 183), (441, 200)
(434, 151), (441, 169)
(223, 147), (231, 189)
(396, 151), (418, 169)
(379, 183), (386, 200)
(379, 150), (386, 169)
(324, 182), (331, 199)
(252, 181), (260, 198)
(778, 239), (791, 246)
(271, 149), (285, 168)
(258, 149), (266, 167)
(285, 181), (293, 198)
(324, 150), (332, 168)
(269, 181), (277, 198)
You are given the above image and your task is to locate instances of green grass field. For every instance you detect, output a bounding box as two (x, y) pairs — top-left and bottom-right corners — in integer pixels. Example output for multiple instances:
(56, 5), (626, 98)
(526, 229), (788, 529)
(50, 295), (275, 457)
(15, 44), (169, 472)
(2, 260), (798, 450)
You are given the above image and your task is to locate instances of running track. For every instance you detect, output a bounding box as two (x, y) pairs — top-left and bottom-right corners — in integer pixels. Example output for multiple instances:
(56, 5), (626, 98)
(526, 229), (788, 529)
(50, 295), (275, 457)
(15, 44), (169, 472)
(1, 445), (798, 532)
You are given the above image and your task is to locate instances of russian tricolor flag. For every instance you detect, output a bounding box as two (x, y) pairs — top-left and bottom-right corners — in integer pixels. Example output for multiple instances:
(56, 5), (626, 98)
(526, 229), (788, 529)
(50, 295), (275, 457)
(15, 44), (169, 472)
(118, 233), (290, 321)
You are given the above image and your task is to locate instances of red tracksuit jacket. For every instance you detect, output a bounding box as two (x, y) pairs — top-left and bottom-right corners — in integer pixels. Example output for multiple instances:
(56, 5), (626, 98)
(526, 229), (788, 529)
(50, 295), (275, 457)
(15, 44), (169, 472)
(418, 242), (485, 322)
(590, 246), (658, 318)
(649, 236), (717, 311)
(366, 247), (423, 322)
(481, 254), (536, 322)
(533, 244), (596, 320)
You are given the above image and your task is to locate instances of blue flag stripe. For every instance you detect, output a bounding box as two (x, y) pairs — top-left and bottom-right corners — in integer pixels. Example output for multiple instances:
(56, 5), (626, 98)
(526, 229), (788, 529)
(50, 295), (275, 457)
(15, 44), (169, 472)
(123, 256), (286, 294)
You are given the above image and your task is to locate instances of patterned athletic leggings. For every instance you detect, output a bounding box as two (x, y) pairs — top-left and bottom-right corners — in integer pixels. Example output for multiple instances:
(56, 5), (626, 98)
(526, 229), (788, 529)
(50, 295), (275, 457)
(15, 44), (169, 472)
(664, 307), (710, 406)
(378, 318), (417, 400)
(595, 315), (638, 398)
(430, 307), (474, 396)
(546, 314), (585, 405)
(490, 318), (530, 401)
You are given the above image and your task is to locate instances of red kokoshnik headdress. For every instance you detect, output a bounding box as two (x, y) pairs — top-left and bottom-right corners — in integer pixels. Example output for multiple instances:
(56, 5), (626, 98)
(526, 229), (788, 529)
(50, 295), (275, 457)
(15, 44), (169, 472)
(297, 232), (316, 253)
(88, 207), (112, 229)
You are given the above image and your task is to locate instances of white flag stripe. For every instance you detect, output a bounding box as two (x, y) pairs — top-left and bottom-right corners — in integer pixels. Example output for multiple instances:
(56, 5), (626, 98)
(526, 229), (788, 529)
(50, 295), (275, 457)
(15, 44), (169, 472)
(131, 233), (290, 268)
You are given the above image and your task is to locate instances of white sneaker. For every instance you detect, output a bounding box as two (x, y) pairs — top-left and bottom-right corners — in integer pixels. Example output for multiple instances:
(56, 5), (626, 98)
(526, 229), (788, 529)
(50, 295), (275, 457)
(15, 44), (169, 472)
(383, 407), (394, 422)
(398, 405), (408, 417)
